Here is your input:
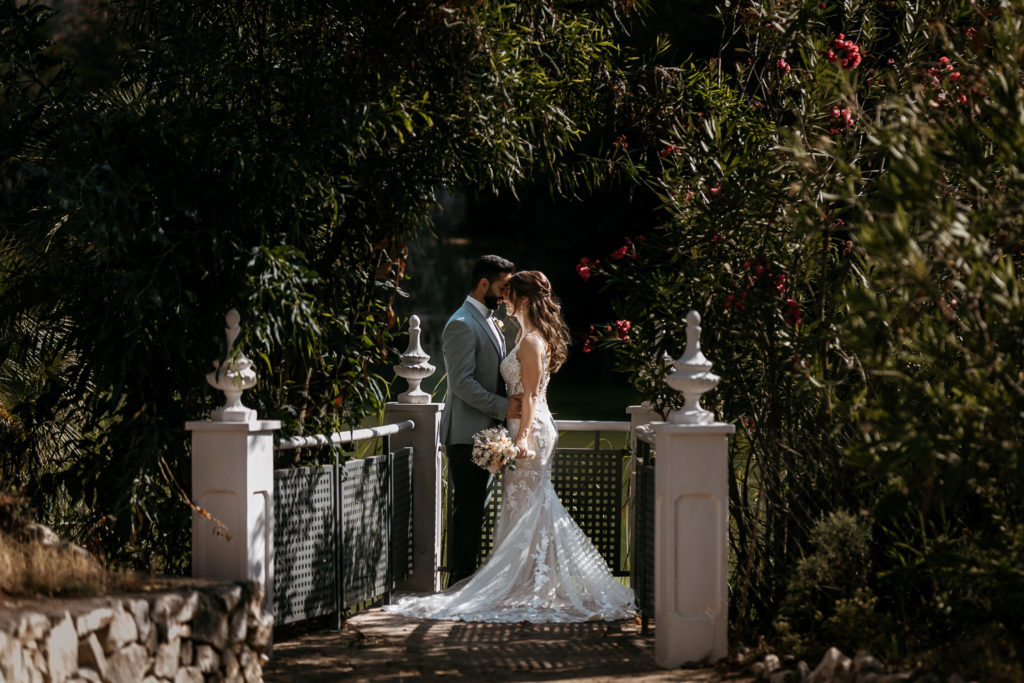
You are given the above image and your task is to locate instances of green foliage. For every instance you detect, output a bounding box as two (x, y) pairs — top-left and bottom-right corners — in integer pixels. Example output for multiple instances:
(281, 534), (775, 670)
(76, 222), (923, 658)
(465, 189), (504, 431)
(0, 0), (632, 570)
(775, 511), (887, 655)
(579, 0), (1024, 668)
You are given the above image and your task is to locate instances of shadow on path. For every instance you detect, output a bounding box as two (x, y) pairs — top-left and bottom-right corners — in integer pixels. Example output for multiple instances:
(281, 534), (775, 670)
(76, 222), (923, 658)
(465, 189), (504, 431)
(264, 609), (754, 682)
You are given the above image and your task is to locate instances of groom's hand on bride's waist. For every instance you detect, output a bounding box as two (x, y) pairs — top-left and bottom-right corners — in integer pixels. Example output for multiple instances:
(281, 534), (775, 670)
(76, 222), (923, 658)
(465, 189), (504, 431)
(506, 394), (523, 420)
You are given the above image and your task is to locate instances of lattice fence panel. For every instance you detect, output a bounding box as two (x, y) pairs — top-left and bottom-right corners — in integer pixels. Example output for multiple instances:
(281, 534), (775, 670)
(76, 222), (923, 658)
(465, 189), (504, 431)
(273, 465), (337, 625)
(634, 448), (656, 620)
(391, 448), (414, 584)
(479, 448), (628, 576)
(341, 455), (389, 607)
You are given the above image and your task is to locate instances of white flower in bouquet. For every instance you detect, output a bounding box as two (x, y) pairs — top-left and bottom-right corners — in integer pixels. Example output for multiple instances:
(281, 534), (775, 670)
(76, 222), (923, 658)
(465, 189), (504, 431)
(471, 426), (520, 475)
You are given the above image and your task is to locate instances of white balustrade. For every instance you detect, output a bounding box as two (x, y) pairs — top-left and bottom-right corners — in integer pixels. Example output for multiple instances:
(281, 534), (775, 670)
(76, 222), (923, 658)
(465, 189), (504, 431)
(653, 310), (734, 668)
(385, 315), (443, 592)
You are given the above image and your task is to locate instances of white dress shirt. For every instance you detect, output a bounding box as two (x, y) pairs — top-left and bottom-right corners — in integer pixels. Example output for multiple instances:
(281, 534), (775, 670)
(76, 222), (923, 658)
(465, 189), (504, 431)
(465, 295), (505, 356)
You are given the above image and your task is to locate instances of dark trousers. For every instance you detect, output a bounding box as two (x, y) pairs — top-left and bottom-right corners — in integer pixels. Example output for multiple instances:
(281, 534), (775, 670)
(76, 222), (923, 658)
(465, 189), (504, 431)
(445, 443), (491, 585)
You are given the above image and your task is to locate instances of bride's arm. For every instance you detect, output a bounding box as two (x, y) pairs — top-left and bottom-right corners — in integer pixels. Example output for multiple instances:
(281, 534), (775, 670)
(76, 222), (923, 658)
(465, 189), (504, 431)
(514, 334), (544, 459)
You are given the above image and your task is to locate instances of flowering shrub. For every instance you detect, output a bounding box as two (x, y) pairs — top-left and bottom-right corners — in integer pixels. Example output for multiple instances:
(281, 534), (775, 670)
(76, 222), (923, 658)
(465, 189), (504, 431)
(579, 0), (1024, 673)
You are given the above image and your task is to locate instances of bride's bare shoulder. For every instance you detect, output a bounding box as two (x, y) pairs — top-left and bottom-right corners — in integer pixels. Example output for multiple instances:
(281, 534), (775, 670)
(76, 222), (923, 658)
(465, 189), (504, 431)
(518, 332), (546, 356)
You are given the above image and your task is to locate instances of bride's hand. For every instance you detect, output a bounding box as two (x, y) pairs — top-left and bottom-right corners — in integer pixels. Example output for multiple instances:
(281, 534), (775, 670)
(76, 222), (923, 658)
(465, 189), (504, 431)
(515, 438), (535, 459)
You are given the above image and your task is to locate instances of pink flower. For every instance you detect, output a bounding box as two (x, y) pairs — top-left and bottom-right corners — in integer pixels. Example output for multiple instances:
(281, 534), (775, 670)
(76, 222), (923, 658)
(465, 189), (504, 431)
(829, 105), (855, 134)
(583, 338), (594, 353)
(614, 134), (628, 149)
(950, 72), (961, 82)
(576, 263), (591, 281)
(784, 299), (803, 327)
(615, 320), (631, 340)
(827, 33), (862, 70)
(966, 27), (977, 40)
(777, 58), (791, 74)
(709, 184), (722, 198)
(660, 144), (678, 158)
(611, 246), (628, 260)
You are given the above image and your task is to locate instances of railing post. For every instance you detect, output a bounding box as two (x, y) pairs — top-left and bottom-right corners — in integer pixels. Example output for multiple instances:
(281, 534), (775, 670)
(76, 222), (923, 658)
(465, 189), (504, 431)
(186, 310), (281, 614)
(386, 315), (444, 592)
(653, 311), (734, 668)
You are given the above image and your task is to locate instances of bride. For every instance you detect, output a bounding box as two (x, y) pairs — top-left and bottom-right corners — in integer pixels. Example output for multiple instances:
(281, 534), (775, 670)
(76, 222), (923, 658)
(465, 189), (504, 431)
(385, 270), (636, 623)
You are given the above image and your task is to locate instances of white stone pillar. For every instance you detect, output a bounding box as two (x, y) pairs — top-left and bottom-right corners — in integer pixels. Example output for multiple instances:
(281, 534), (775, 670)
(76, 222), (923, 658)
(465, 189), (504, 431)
(187, 310), (280, 613)
(385, 402), (443, 592)
(653, 311), (734, 668)
(388, 314), (443, 592)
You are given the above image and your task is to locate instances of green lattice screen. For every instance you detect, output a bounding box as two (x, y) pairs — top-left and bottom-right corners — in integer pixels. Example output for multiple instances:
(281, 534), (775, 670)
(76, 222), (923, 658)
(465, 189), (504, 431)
(478, 442), (629, 576)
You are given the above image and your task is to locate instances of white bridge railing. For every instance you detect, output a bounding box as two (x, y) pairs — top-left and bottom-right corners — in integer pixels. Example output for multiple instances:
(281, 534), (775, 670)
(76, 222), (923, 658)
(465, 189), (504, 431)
(188, 308), (732, 668)
(276, 420), (416, 451)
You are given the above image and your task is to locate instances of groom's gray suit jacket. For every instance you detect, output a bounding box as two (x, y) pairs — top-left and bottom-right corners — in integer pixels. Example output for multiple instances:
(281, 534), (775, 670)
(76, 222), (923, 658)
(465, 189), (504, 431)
(440, 301), (509, 446)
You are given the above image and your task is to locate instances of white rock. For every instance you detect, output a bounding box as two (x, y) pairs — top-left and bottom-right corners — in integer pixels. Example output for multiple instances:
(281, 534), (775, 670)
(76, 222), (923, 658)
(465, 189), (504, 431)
(127, 599), (152, 642)
(837, 656), (854, 683)
(764, 653), (781, 673)
(105, 642), (149, 683)
(240, 648), (261, 683)
(142, 621), (158, 655)
(0, 638), (23, 683)
(153, 637), (181, 679)
(78, 633), (108, 679)
(808, 647), (844, 683)
(22, 522), (60, 546)
(150, 594), (184, 642)
(45, 614), (77, 683)
(854, 654), (885, 675)
(75, 667), (102, 683)
(247, 612), (274, 651)
(17, 613), (50, 641)
(175, 592), (200, 624)
(228, 607), (247, 645)
(195, 644), (219, 673)
(75, 608), (113, 638)
(190, 595), (228, 650)
(0, 639), (25, 683)
(174, 665), (204, 683)
(211, 584), (244, 612)
(32, 648), (47, 676)
(222, 648), (240, 679)
(104, 605), (139, 652)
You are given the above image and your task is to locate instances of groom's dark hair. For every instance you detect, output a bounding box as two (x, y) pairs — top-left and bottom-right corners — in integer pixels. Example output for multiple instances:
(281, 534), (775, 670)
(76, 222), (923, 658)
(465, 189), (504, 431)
(470, 254), (515, 289)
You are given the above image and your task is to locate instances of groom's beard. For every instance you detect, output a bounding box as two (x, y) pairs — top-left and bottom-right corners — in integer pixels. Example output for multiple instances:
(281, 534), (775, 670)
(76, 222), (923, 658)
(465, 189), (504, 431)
(484, 293), (502, 311)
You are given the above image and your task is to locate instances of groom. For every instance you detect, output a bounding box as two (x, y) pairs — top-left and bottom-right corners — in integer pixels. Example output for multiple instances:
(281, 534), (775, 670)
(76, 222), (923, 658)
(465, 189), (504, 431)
(441, 254), (521, 585)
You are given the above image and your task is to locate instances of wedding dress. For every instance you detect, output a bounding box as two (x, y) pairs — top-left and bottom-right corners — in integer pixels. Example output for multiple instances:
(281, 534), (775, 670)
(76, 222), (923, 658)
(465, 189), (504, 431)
(384, 334), (636, 623)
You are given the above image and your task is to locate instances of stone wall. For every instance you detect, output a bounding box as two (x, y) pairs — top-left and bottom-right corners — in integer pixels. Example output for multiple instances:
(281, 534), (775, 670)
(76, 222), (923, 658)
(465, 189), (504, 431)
(0, 579), (272, 683)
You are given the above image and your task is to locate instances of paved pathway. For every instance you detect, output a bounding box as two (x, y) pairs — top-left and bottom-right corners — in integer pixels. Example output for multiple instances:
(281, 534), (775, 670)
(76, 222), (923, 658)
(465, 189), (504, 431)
(264, 609), (753, 682)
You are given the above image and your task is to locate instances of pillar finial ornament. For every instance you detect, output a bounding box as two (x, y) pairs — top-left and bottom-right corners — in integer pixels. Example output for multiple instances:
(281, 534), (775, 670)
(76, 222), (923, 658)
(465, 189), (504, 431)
(206, 309), (258, 422)
(395, 315), (435, 404)
(664, 310), (721, 425)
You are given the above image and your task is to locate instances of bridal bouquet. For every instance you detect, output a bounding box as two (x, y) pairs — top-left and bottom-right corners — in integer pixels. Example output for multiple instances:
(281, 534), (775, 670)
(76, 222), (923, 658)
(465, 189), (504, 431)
(471, 426), (519, 474)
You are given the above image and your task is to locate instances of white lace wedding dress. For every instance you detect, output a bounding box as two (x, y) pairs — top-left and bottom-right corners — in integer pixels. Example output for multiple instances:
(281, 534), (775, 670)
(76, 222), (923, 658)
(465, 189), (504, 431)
(384, 334), (636, 623)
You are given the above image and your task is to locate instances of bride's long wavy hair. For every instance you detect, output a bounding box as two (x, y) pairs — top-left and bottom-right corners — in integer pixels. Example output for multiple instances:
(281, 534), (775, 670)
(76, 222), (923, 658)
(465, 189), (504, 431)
(508, 270), (571, 372)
